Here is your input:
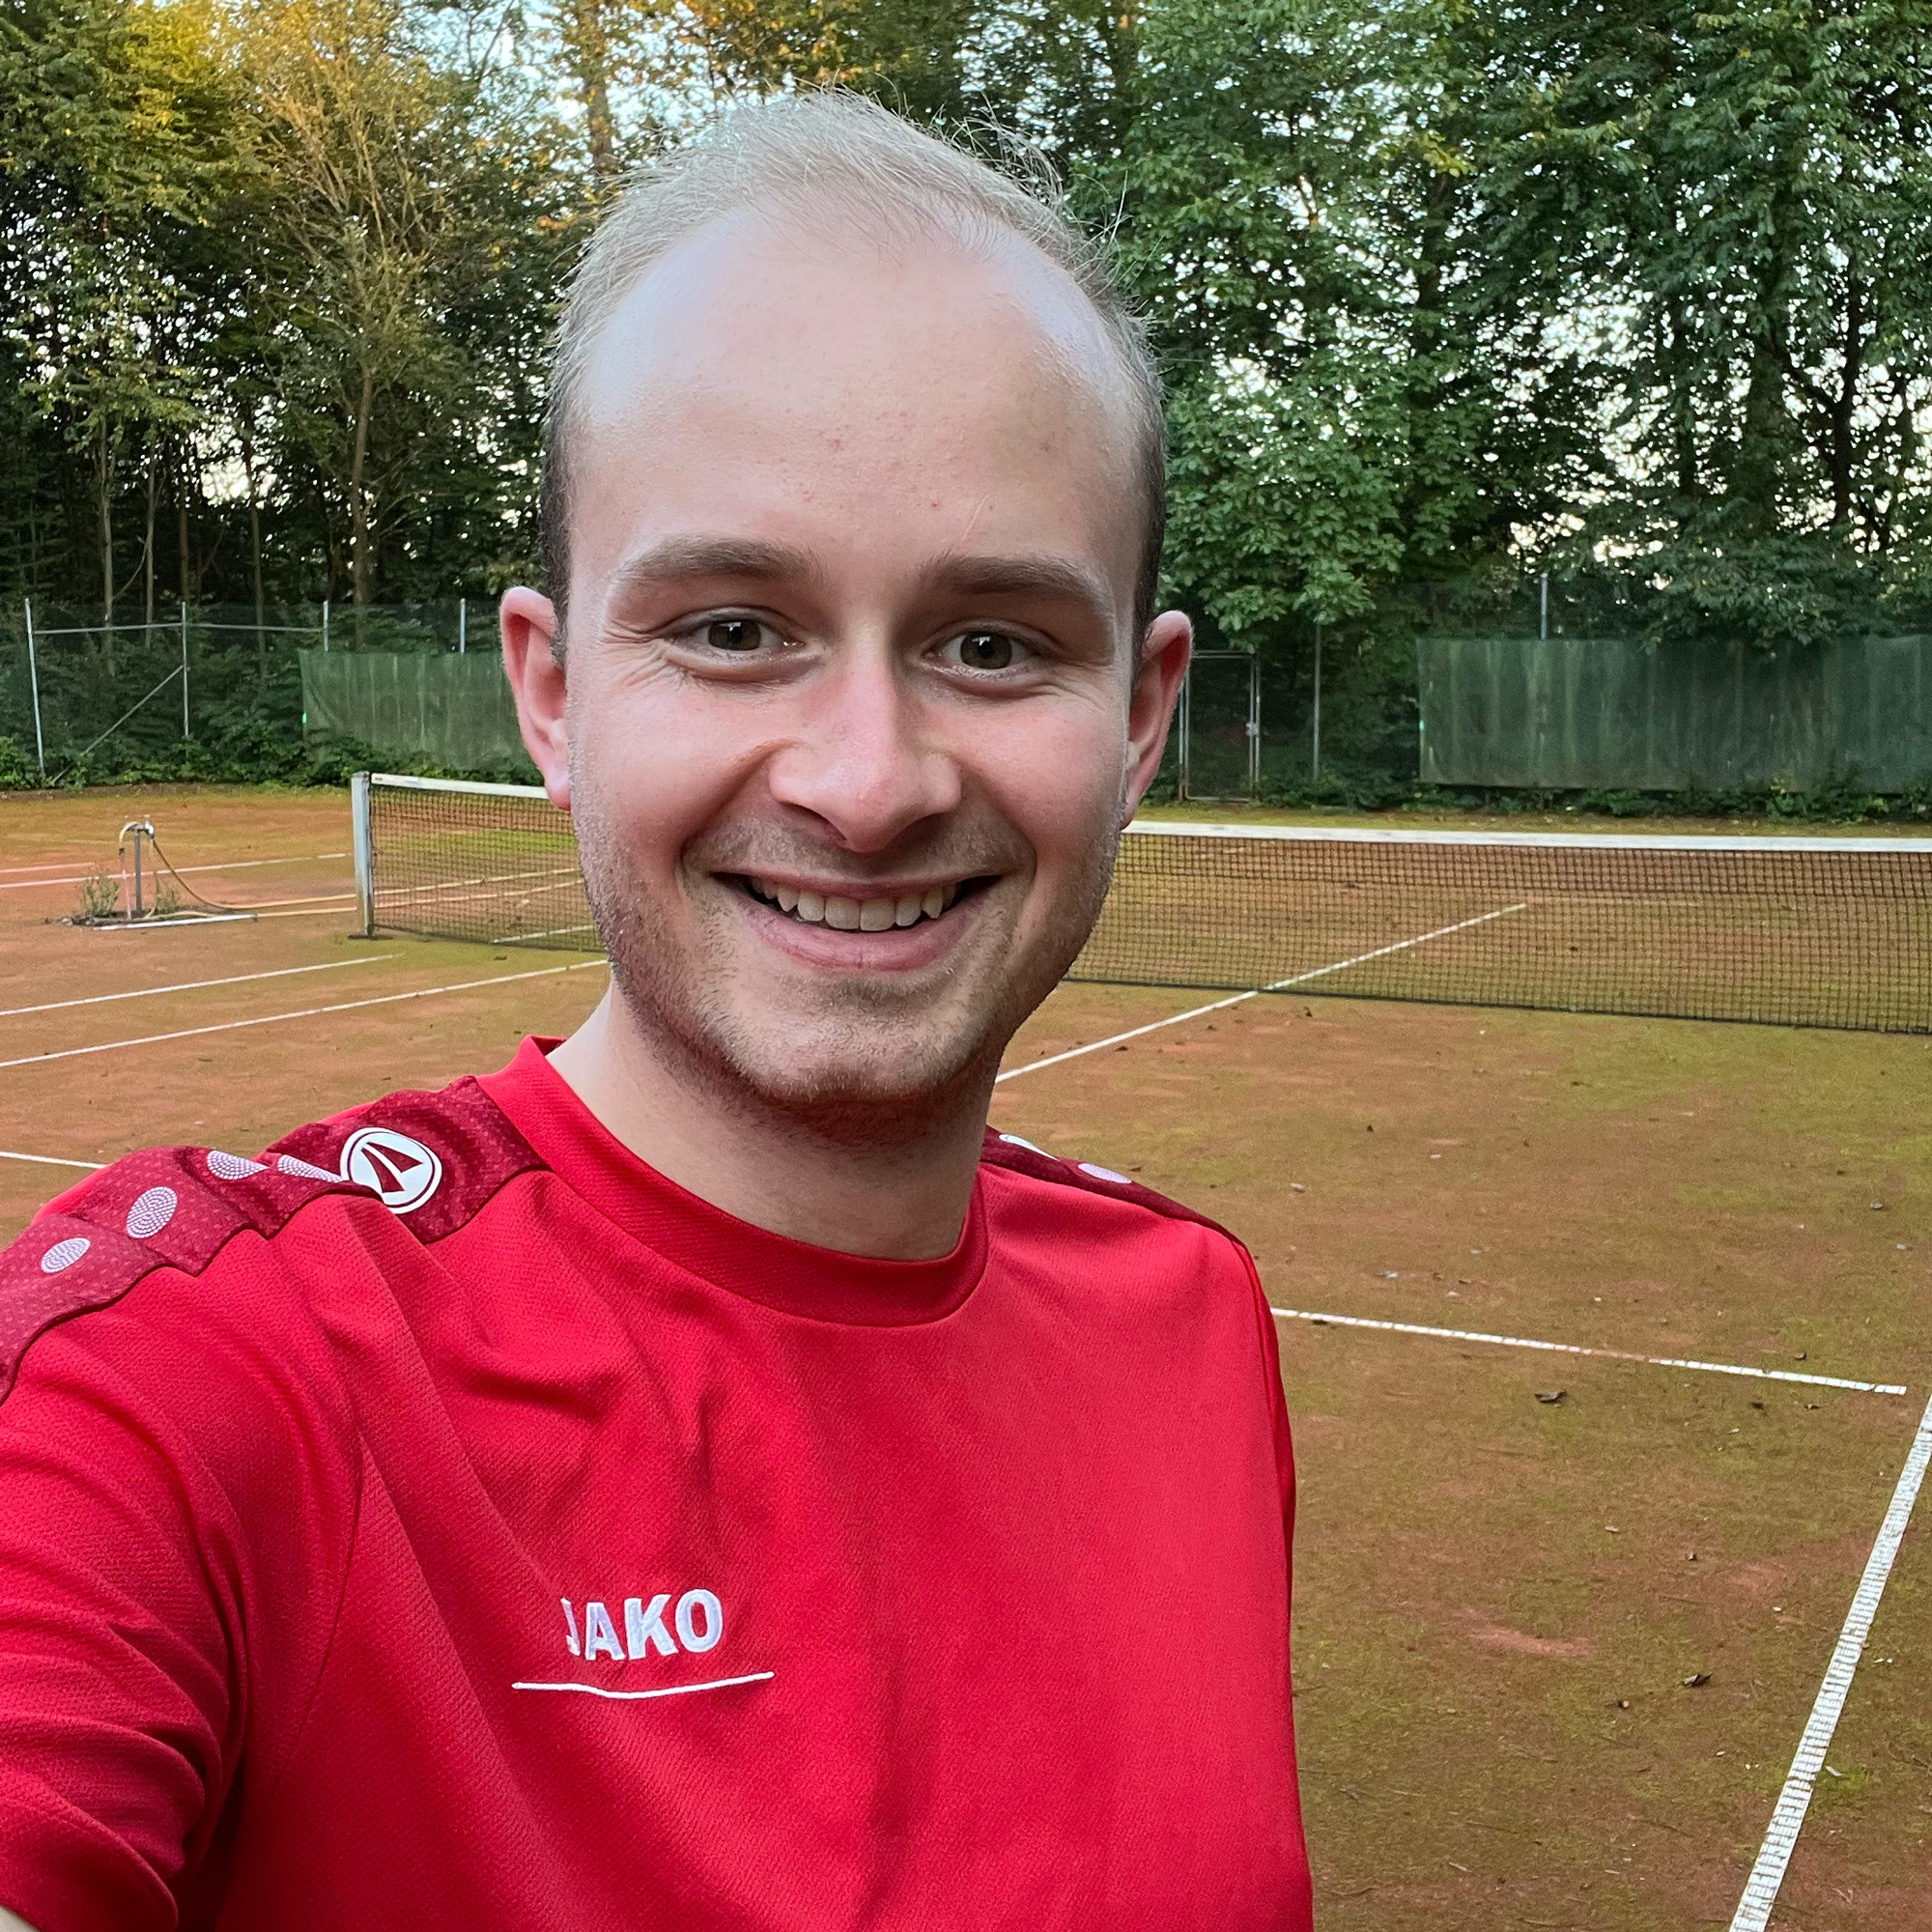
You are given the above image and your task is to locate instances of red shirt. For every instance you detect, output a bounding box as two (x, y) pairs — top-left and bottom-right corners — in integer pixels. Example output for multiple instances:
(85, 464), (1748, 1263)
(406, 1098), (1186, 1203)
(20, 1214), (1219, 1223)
(0, 1038), (1312, 1931)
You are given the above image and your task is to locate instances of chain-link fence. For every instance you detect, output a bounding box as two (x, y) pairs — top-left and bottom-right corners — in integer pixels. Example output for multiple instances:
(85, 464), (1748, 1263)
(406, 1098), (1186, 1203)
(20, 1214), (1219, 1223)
(0, 599), (485, 781)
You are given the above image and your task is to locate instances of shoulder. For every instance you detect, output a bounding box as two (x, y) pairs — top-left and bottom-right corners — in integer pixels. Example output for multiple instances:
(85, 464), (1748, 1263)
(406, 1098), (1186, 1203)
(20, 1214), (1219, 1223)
(978, 1127), (1251, 1266)
(0, 1072), (543, 1409)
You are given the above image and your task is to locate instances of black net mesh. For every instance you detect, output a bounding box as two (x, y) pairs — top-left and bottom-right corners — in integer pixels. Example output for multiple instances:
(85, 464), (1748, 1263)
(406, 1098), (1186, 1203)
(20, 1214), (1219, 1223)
(367, 779), (594, 950)
(364, 781), (1932, 1032)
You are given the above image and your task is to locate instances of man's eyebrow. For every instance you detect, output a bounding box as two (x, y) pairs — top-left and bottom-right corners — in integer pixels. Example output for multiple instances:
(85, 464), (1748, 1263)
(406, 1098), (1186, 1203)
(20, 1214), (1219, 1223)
(607, 536), (821, 602)
(924, 553), (1119, 625)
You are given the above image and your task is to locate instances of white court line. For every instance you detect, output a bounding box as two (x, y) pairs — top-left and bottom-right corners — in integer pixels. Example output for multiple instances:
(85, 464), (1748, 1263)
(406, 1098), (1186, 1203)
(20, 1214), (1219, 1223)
(0, 960), (609, 1070)
(93, 913), (258, 929)
(101, 906), (356, 927)
(1730, 1390), (1932, 1928)
(0, 956), (391, 1020)
(0, 1148), (103, 1170)
(0, 853), (350, 892)
(1270, 1306), (1907, 1396)
(511, 1671), (774, 1701)
(995, 903), (1528, 1084)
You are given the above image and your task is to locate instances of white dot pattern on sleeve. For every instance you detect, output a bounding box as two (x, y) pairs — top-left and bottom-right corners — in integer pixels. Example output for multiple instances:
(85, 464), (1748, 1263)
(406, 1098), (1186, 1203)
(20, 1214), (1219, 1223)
(39, 1236), (91, 1274)
(998, 1134), (1049, 1156)
(1077, 1162), (1132, 1185)
(206, 1151), (267, 1180)
(275, 1154), (337, 1181)
(124, 1186), (178, 1239)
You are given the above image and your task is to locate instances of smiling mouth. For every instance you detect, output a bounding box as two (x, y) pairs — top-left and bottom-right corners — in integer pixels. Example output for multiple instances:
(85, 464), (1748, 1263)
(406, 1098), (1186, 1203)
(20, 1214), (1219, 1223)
(739, 875), (980, 932)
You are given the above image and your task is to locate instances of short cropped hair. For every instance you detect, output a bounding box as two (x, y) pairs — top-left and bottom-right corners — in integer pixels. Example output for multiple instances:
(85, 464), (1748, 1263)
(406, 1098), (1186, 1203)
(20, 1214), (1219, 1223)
(539, 91), (1167, 646)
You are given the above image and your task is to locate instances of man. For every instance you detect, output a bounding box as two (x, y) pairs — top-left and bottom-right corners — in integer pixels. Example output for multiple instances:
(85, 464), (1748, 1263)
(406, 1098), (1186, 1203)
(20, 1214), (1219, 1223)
(0, 95), (1312, 1930)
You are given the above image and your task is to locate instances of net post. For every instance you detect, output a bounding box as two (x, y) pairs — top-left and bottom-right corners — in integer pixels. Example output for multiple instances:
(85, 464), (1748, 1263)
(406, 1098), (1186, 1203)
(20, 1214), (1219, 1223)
(351, 771), (375, 937)
(23, 598), (44, 780)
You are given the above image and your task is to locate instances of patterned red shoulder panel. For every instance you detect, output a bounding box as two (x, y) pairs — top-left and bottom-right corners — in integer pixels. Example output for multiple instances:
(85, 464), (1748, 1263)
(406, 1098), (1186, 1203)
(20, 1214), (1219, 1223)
(978, 1126), (1240, 1243)
(0, 1077), (542, 1406)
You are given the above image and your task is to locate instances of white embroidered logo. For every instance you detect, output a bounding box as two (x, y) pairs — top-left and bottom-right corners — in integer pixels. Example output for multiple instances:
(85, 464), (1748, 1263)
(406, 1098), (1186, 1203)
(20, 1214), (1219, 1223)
(339, 1126), (442, 1213)
(512, 1590), (770, 1702)
(560, 1590), (724, 1661)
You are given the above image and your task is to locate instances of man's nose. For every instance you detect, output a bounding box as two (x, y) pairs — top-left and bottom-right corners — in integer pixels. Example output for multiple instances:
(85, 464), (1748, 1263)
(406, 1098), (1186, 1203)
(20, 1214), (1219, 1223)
(764, 644), (962, 852)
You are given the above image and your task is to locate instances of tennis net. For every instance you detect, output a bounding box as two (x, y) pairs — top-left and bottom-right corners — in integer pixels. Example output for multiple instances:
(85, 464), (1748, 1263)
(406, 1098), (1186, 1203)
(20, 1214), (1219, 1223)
(354, 773), (1932, 1033)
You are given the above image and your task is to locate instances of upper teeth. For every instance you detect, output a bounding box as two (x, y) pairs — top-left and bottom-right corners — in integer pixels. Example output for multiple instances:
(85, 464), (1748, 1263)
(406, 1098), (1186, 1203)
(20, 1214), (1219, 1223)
(753, 879), (957, 928)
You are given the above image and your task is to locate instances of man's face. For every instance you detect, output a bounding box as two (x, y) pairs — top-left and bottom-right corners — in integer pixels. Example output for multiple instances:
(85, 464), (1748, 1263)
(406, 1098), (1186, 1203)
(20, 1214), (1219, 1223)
(506, 207), (1186, 1139)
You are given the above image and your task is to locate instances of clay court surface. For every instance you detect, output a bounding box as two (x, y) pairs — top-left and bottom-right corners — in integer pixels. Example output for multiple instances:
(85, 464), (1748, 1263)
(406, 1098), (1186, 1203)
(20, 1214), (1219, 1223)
(3, 783), (1929, 1929)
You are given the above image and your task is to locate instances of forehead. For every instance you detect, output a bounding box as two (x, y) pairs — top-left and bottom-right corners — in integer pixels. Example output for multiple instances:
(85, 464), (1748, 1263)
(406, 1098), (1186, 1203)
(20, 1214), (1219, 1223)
(565, 203), (1142, 607)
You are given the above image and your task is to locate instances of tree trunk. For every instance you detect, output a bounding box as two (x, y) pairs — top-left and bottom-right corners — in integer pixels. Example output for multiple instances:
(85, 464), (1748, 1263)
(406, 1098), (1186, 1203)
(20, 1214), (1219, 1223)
(176, 438), (195, 609)
(1663, 296), (1698, 506)
(98, 419), (115, 678)
(570, 0), (617, 184)
(1827, 276), (1864, 530)
(349, 362), (376, 606)
(98, 420), (114, 627)
(242, 419), (266, 677)
(143, 449), (156, 627)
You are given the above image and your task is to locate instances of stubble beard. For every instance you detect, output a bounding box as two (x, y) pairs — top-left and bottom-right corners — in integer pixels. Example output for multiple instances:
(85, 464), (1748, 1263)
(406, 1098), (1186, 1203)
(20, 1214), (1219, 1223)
(571, 783), (1122, 1153)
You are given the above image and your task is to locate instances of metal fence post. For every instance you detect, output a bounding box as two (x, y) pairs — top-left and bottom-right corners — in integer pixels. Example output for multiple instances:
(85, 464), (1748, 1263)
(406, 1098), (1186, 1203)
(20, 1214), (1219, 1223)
(1540, 572), (1549, 640)
(23, 597), (44, 780)
(322, 599), (330, 652)
(181, 602), (190, 739)
(458, 597), (467, 654)
(1246, 650), (1261, 795)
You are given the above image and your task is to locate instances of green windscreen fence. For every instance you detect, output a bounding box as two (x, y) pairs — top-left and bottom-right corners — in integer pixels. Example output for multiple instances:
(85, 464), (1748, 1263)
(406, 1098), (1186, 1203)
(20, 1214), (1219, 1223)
(1418, 634), (1932, 791)
(300, 649), (534, 776)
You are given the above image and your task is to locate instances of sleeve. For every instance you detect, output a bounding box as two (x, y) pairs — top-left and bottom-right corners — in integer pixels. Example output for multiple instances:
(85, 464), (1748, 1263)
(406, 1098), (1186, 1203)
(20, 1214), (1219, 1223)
(0, 1251), (358, 1932)
(1236, 1242), (1296, 1560)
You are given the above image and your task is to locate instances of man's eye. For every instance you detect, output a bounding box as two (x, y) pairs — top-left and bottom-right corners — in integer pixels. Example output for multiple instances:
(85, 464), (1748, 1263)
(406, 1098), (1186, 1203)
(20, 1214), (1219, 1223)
(700, 617), (779, 653)
(942, 630), (1029, 672)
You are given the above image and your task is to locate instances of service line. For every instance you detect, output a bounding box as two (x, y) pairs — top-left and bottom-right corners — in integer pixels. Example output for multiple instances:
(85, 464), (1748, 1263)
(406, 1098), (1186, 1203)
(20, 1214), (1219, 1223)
(0, 959), (609, 1070)
(995, 903), (1527, 1085)
(0, 954), (391, 1020)
(1729, 1389), (1932, 1928)
(0, 1148), (103, 1171)
(1270, 1306), (1907, 1397)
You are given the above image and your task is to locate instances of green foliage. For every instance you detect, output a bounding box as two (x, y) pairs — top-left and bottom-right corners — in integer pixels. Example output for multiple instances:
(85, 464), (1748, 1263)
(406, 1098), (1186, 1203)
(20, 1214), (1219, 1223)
(2, 0), (1931, 794)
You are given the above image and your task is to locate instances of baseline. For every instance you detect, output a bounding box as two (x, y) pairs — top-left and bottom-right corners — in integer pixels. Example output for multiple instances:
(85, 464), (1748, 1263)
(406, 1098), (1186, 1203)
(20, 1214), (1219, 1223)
(0, 1149), (103, 1171)
(1728, 1389), (1932, 1929)
(1269, 1305), (1906, 1397)
(0, 955), (392, 1020)
(997, 902), (1526, 1085)
(0, 960), (610, 1070)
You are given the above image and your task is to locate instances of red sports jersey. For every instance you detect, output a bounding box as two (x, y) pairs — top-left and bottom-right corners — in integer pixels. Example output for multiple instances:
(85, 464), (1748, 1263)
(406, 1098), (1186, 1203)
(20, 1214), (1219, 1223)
(0, 1038), (1312, 1931)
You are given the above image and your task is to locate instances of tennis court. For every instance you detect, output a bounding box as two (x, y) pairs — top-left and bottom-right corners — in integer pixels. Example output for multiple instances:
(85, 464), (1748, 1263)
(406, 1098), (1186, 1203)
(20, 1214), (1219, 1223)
(1, 781), (1928, 1928)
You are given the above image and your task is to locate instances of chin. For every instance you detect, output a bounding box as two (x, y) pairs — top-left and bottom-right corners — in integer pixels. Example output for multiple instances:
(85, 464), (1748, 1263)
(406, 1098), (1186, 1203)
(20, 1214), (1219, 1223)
(712, 1021), (998, 1146)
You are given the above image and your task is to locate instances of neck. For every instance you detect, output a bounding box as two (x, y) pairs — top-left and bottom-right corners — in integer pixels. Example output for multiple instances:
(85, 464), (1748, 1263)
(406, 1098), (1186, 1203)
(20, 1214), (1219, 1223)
(546, 991), (991, 1261)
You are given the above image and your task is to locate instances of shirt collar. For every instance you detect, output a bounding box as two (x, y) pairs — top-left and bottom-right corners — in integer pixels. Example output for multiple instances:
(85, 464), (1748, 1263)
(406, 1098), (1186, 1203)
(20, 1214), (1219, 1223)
(480, 1037), (987, 1326)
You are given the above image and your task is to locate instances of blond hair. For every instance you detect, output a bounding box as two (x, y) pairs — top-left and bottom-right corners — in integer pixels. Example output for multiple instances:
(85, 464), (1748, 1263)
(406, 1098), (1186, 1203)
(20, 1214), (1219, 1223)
(539, 91), (1166, 639)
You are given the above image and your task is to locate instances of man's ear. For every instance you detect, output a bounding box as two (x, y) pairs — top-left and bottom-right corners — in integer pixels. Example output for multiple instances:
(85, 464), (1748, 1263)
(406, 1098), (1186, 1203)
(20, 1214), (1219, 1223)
(1122, 610), (1192, 823)
(500, 587), (570, 810)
